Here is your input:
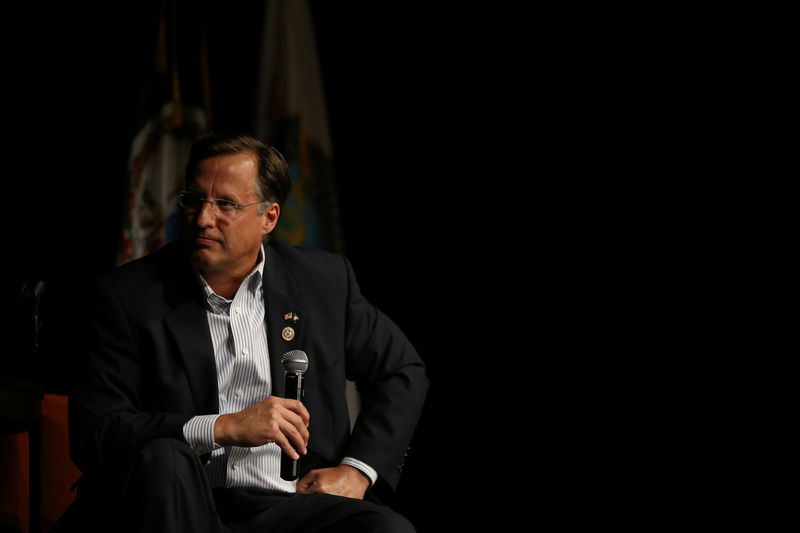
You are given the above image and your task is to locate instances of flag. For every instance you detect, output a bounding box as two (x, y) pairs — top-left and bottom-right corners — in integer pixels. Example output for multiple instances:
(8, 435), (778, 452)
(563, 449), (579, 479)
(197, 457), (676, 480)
(118, 1), (210, 264)
(255, 0), (353, 418)
(119, 104), (207, 264)
(254, 0), (343, 253)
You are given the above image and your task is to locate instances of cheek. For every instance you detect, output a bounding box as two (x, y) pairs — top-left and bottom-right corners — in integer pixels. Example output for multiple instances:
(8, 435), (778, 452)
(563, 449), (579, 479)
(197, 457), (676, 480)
(250, 214), (270, 236)
(228, 219), (264, 248)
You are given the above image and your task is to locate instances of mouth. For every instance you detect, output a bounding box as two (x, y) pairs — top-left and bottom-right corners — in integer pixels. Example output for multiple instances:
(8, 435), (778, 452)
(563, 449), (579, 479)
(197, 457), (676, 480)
(193, 234), (221, 247)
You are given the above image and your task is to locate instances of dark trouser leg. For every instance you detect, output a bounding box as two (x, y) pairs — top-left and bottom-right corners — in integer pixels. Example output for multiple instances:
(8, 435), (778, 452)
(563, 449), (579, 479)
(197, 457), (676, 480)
(216, 488), (416, 533)
(122, 438), (222, 533)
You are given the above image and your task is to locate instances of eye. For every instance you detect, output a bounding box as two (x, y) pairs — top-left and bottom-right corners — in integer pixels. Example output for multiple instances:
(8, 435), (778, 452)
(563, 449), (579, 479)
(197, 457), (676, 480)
(215, 199), (238, 212)
(178, 191), (204, 209)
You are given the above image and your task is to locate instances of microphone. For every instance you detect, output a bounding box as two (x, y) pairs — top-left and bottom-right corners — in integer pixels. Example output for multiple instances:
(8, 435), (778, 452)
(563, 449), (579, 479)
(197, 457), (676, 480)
(280, 349), (308, 480)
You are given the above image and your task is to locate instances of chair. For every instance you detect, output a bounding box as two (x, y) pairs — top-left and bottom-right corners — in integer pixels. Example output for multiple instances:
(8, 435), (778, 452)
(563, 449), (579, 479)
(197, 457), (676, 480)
(0, 281), (80, 533)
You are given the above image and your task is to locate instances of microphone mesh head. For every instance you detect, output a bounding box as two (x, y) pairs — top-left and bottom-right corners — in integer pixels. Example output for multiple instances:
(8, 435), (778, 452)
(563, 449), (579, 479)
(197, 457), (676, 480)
(281, 350), (309, 374)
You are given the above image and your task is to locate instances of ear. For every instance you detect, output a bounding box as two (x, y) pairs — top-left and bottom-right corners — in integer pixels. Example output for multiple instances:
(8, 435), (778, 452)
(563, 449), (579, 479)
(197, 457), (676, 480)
(263, 203), (281, 235)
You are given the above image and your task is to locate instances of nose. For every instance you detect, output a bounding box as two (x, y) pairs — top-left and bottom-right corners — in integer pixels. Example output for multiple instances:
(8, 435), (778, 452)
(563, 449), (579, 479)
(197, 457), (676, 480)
(195, 200), (217, 227)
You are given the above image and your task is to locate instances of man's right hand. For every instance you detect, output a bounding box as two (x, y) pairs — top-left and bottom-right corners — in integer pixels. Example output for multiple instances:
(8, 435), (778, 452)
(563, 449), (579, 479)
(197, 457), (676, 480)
(214, 396), (310, 459)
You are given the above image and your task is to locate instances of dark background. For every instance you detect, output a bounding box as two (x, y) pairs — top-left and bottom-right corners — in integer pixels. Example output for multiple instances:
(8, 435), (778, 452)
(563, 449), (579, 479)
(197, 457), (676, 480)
(6, 1), (503, 530)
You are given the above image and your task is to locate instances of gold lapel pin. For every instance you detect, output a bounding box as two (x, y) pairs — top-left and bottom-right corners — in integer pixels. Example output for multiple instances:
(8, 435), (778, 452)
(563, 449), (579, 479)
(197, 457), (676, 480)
(282, 326), (295, 341)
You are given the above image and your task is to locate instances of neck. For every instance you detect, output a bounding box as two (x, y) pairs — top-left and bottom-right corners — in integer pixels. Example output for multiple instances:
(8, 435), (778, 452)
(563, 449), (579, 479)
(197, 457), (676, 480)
(203, 272), (247, 300)
(199, 249), (262, 300)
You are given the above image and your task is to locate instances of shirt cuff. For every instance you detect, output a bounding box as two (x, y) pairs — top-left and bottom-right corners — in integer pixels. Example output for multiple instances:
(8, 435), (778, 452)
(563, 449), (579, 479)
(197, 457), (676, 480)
(340, 456), (378, 486)
(182, 414), (222, 455)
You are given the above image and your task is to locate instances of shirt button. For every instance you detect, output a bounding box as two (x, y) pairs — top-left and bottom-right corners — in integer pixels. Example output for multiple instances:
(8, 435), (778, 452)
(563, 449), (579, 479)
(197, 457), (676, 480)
(235, 388), (243, 397)
(232, 462), (238, 469)
(242, 347), (249, 356)
(235, 306), (241, 314)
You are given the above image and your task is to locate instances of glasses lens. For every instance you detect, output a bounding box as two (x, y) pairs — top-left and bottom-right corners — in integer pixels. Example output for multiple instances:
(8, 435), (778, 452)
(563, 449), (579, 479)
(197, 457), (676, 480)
(178, 193), (245, 218)
(215, 200), (238, 216)
(178, 192), (201, 211)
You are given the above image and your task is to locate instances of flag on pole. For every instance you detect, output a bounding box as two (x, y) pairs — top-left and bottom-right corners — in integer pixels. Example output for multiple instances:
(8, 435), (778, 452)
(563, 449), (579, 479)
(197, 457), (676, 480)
(254, 0), (343, 253)
(118, 0), (210, 264)
(119, 103), (207, 264)
(255, 0), (354, 418)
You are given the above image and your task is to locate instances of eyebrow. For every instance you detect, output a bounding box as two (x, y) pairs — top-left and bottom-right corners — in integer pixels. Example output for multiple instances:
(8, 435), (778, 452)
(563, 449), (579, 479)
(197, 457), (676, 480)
(185, 188), (242, 203)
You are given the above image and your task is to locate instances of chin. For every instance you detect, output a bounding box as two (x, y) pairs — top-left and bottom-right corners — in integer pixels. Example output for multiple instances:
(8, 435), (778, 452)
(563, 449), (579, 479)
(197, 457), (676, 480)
(190, 248), (218, 271)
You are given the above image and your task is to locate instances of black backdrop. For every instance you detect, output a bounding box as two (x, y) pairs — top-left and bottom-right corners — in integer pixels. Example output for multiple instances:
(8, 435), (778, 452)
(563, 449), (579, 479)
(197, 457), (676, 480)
(6, 1), (500, 530)
(4, 3), (721, 528)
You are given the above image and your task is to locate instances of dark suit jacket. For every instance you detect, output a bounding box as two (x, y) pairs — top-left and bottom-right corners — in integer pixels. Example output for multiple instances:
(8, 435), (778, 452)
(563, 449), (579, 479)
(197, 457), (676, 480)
(69, 240), (428, 493)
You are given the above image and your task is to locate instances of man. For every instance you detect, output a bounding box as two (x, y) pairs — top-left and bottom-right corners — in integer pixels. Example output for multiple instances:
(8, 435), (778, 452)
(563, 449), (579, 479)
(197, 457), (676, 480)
(64, 133), (428, 532)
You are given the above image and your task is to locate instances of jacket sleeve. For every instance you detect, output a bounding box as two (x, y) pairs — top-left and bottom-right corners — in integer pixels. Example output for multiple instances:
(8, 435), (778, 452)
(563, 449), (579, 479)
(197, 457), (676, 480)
(69, 279), (192, 475)
(341, 257), (429, 490)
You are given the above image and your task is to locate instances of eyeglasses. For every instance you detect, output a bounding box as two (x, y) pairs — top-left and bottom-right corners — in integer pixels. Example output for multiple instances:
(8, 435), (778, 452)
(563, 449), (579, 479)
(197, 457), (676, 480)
(177, 191), (264, 219)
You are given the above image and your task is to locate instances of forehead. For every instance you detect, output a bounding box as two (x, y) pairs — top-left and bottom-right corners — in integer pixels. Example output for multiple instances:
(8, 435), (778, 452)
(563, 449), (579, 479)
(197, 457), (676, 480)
(190, 152), (259, 197)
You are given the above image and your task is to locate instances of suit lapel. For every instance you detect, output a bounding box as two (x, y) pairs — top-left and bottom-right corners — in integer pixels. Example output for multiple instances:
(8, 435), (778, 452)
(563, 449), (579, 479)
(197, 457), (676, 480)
(160, 246), (219, 415)
(263, 243), (306, 398)
(164, 300), (219, 414)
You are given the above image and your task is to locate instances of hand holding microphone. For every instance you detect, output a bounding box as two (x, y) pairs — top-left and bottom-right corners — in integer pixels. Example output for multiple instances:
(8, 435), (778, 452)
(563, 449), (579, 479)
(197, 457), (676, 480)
(212, 350), (310, 462)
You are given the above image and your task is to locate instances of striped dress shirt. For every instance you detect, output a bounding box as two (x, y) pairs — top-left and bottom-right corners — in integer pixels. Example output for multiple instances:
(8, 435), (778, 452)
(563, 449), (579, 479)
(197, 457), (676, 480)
(182, 246), (376, 490)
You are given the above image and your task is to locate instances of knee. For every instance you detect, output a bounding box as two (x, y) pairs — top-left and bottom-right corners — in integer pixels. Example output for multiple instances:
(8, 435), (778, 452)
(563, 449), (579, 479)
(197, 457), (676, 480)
(389, 513), (416, 533)
(370, 506), (416, 533)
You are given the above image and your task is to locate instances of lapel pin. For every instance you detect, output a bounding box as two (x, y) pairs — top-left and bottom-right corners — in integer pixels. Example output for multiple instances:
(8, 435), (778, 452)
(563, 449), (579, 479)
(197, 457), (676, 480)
(282, 326), (295, 341)
(283, 312), (300, 323)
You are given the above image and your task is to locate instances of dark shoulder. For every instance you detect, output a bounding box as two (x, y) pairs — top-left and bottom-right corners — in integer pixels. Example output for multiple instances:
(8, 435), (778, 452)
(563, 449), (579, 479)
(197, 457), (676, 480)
(267, 240), (348, 276)
(264, 241), (357, 304)
(93, 241), (194, 310)
(99, 241), (188, 285)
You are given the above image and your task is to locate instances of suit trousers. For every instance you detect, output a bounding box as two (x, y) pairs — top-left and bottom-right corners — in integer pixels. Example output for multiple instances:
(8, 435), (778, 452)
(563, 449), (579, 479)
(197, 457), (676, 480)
(119, 438), (415, 533)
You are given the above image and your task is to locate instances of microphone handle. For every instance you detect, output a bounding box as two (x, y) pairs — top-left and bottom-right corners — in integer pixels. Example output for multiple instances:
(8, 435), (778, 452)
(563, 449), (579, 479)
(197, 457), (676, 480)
(280, 372), (305, 480)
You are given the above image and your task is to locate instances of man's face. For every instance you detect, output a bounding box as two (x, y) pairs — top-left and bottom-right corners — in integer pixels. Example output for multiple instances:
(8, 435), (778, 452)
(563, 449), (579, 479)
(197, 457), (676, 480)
(181, 152), (279, 278)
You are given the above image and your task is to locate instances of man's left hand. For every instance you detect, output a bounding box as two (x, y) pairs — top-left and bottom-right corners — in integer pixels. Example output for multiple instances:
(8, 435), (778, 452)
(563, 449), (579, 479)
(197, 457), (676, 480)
(296, 465), (370, 500)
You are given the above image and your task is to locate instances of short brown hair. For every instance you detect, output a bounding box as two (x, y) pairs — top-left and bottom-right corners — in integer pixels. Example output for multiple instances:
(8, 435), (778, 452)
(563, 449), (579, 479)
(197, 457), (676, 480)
(185, 133), (291, 207)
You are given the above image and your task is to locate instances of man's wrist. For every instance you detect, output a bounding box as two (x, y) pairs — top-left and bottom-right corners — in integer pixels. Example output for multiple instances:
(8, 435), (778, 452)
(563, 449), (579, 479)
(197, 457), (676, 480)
(339, 457), (378, 486)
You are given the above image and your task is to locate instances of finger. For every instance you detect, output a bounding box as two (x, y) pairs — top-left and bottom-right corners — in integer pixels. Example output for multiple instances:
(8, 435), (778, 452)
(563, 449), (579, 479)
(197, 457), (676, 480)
(275, 397), (310, 426)
(279, 418), (308, 455)
(276, 404), (310, 446)
(296, 471), (320, 494)
(274, 432), (301, 460)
